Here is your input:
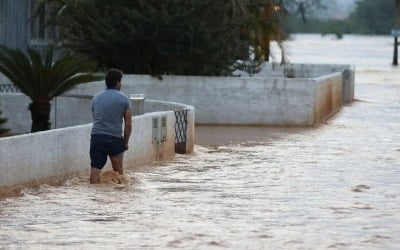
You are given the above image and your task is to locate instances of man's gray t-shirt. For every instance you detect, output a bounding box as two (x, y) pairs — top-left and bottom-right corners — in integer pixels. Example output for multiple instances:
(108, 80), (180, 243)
(91, 88), (131, 138)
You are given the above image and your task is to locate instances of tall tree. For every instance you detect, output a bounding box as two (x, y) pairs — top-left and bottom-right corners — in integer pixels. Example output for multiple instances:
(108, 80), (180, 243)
(41, 0), (251, 76)
(0, 46), (101, 132)
(40, 0), (323, 75)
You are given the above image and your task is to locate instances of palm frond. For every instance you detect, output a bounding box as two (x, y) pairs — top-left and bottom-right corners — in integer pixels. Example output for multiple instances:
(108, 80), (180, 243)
(0, 46), (99, 100)
(27, 48), (45, 96)
(0, 46), (35, 97)
(47, 53), (99, 97)
(44, 46), (54, 68)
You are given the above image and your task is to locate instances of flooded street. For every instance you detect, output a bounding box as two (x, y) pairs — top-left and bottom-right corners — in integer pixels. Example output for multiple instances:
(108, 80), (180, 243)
(1, 34), (400, 249)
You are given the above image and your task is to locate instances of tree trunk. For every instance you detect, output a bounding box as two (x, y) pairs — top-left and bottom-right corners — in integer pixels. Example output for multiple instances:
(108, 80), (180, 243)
(262, 37), (270, 62)
(29, 98), (51, 132)
(393, 36), (398, 66)
(264, 44), (270, 62)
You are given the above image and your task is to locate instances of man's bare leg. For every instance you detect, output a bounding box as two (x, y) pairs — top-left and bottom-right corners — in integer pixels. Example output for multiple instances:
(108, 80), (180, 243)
(110, 154), (124, 175)
(90, 167), (101, 184)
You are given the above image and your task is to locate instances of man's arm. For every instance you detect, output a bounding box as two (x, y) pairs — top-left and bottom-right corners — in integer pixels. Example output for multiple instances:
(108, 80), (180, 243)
(123, 109), (132, 149)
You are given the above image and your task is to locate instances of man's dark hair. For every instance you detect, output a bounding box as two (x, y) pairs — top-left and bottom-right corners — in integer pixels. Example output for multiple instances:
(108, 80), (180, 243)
(105, 68), (123, 88)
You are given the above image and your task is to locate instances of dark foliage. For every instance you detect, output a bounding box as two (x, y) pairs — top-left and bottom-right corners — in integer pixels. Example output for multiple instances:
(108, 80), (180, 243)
(45, 0), (252, 76)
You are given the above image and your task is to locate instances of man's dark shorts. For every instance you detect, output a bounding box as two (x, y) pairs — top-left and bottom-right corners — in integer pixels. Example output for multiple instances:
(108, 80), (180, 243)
(90, 134), (126, 169)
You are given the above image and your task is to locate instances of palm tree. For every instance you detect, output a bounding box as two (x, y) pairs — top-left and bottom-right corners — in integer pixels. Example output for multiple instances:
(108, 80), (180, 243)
(0, 46), (101, 132)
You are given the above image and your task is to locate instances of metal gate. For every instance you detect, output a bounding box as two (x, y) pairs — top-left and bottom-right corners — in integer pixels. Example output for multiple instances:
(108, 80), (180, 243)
(0, 84), (20, 93)
(174, 109), (188, 154)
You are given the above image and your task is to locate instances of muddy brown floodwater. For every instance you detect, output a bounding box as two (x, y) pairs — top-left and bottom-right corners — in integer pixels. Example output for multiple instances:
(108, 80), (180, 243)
(1, 34), (399, 249)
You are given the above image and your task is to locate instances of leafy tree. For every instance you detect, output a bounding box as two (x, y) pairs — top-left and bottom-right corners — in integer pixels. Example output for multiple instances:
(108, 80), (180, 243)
(0, 46), (101, 132)
(0, 100), (9, 136)
(39, 0), (323, 75)
(41, 0), (251, 76)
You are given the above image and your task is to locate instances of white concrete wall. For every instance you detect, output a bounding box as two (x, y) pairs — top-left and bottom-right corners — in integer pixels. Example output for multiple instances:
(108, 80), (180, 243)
(0, 123), (93, 189)
(68, 72), (343, 126)
(0, 94), (77, 133)
(0, 62), (350, 127)
(0, 98), (195, 189)
(258, 62), (355, 104)
(0, 93), (31, 134)
(0, 94), (93, 134)
(53, 95), (93, 129)
(0, 93), (193, 132)
(314, 73), (343, 124)
(0, 110), (194, 189)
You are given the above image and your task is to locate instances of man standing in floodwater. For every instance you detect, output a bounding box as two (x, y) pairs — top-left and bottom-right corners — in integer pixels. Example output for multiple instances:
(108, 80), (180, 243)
(89, 69), (132, 184)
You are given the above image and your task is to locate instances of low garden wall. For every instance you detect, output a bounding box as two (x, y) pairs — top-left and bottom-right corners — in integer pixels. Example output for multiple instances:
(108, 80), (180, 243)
(0, 97), (195, 189)
(1, 62), (352, 127)
(68, 71), (343, 126)
(0, 62), (349, 189)
(258, 62), (355, 104)
(0, 93), (93, 134)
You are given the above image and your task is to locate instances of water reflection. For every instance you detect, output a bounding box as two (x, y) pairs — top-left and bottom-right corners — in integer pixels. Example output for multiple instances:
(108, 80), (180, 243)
(1, 34), (400, 249)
